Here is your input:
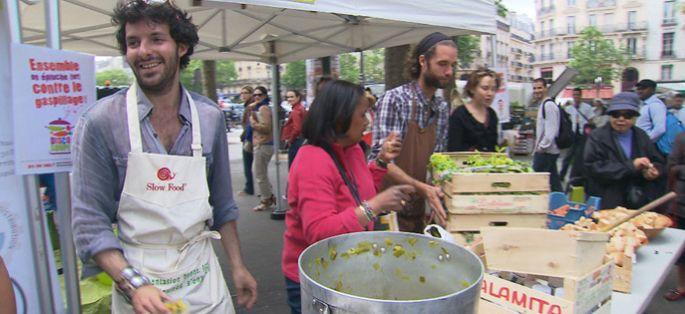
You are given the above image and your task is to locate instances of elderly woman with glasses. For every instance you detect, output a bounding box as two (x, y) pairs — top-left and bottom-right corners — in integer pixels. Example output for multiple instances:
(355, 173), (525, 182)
(583, 92), (665, 209)
(248, 86), (276, 211)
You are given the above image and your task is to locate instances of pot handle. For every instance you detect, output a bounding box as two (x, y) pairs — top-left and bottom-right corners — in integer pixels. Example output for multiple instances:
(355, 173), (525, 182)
(423, 224), (455, 243)
(311, 297), (330, 314)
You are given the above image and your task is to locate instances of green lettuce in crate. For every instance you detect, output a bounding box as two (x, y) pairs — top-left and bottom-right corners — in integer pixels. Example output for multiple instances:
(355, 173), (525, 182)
(429, 152), (534, 185)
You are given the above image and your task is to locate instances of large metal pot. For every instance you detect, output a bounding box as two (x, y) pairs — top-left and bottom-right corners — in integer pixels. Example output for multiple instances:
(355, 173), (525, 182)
(298, 231), (484, 313)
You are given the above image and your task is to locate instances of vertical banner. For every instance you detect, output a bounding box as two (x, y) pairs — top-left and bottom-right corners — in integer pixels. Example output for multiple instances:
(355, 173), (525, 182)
(1, 4), (39, 314)
(11, 44), (94, 175)
(492, 68), (511, 124)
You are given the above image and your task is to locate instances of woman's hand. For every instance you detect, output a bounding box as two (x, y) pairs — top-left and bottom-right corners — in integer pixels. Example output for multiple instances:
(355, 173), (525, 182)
(633, 157), (652, 171)
(378, 132), (402, 163)
(366, 184), (415, 214)
(643, 166), (660, 181)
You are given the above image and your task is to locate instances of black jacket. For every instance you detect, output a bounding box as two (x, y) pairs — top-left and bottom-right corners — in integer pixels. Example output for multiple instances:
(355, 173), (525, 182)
(583, 124), (664, 209)
(447, 105), (499, 152)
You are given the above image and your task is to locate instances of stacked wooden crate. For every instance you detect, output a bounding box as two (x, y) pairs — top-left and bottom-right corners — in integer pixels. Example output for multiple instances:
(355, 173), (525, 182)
(478, 227), (613, 314)
(437, 153), (550, 232)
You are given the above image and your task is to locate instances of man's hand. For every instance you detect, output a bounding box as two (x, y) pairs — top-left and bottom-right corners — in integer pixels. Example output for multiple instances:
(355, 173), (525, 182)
(415, 182), (447, 226)
(232, 266), (258, 310)
(131, 285), (171, 314)
(378, 132), (402, 163)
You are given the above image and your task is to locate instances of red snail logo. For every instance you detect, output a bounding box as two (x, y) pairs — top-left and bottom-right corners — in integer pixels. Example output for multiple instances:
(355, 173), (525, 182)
(156, 167), (176, 181)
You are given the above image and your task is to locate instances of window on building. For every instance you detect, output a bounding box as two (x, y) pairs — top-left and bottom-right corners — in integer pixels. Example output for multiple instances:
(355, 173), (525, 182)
(567, 0), (576, 6)
(627, 11), (636, 29)
(661, 65), (673, 80)
(662, 32), (674, 57)
(589, 14), (597, 27)
(540, 21), (545, 37)
(540, 44), (545, 60)
(603, 13), (613, 32)
(567, 16), (576, 34)
(549, 43), (555, 59)
(567, 41), (575, 59)
(541, 68), (553, 82)
(549, 19), (554, 35)
(664, 1), (676, 24)
(626, 38), (637, 56)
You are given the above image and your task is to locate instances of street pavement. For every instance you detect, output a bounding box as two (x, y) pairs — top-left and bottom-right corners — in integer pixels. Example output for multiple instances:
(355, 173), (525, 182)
(216, 128), (682, 313)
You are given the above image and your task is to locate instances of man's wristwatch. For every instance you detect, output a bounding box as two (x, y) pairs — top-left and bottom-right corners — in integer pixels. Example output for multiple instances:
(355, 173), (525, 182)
(115, 266), (152, 302)
(375, 157), (389, 169)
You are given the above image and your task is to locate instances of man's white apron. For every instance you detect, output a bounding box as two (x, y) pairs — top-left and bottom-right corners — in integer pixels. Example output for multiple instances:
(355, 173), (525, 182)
(112, 85), (234, 313)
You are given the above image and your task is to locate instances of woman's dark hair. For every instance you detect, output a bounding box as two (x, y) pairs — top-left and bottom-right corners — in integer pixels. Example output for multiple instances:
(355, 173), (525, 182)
(113, 0), (199, 69)
(254, 86), (270, 103)
(302, 80), (365, 147)
(287, 89), (302, 101)
(464, 68), (501, 98)
(406, 40), (457, 80)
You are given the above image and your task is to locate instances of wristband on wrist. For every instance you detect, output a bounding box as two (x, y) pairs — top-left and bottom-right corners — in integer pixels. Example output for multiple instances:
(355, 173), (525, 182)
(361, 201), (376, 222)
(115, 266), (152, 302)
(375, 157), (389, 169)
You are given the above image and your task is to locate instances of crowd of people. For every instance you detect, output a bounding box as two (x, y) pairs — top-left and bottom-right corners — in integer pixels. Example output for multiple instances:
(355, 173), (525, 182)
(50, 1), (685, 314)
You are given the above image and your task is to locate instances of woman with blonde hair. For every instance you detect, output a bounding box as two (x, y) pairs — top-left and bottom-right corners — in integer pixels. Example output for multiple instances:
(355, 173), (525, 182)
(447, 68), (501, 152)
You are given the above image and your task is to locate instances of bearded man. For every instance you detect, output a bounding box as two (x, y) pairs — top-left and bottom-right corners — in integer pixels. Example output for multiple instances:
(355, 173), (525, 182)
(369, 32), (456, 233)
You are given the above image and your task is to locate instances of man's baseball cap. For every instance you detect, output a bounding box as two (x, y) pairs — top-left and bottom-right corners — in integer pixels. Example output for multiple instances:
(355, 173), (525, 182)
(635, 79), (657, 89)
(606, 92), (641, 115)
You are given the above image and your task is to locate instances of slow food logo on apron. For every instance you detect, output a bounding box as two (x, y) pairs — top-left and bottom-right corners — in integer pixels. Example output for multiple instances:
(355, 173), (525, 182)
(146, 167), (187, 192)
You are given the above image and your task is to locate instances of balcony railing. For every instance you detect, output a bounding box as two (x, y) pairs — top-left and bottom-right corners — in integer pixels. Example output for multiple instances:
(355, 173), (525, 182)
(538, 5), (555, 16)
(587, 0), (616, 9)
(538, 53), (555, 61)
(535, 22), (648, 39)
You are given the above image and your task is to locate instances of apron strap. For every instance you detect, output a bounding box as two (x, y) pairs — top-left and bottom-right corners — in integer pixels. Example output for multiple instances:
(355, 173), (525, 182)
(126, 84), (144, 154)
(186, 91), (203, 157)
(125, 84), (203, 156)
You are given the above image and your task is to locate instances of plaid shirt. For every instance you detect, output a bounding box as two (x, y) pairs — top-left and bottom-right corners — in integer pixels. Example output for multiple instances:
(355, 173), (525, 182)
(370, 81), (449, 160)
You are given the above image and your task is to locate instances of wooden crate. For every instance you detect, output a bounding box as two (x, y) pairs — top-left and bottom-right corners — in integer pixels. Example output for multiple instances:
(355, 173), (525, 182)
(447, 213), (548, 232)
(481, 227), (609, 278)
(481, 262), (613, 314)
(611, 254), (633, 293)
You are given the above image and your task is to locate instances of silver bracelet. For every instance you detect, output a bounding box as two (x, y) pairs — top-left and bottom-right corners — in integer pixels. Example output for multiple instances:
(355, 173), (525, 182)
(116, 266), (152, 302)
(361, 201), (376, 221)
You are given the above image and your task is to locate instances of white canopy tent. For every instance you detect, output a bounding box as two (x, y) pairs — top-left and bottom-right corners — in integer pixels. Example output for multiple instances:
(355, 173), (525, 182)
(19, 0), (495, 63)
(12, 1), (495, 311)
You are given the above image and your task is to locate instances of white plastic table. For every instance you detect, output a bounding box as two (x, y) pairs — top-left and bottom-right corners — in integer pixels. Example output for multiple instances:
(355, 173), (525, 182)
(611, 228), (685, 314)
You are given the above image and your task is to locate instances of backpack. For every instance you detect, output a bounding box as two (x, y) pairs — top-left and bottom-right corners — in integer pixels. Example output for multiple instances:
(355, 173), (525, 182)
(650, 108), (685, 155)
(542, 98), (574, 149)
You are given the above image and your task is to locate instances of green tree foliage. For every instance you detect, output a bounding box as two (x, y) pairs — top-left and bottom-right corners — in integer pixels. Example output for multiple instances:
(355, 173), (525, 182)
(95, 68), (131, 86)
(215, 60), (237, 86)
(568, 27), (627, 85)
(339, 53), (360, 84)
(362, 49), (385, 83)
(180, 59), (204, 93)
(455, 35), (480, 69)
(495, 0), (508, 18)
(281, 60), (306, 90)
(180, 59), (237, 94)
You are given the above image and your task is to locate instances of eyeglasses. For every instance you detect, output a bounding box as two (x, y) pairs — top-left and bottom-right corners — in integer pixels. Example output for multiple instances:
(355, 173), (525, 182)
(286, 96), (295, 99)
(253, 93), (264, 97)
(241, 91), (251, 94)
(609, 111), (637, 119)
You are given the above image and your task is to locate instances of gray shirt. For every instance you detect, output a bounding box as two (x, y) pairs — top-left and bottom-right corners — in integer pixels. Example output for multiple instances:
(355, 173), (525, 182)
(535, 98), (560, 154)
(72, 85), (238, 277)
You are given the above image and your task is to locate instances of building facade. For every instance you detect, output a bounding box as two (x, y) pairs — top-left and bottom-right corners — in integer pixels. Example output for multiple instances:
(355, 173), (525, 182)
(533, 0), (685, 90)
(221, 61), (273, 94)
(471, 13), (536, 84)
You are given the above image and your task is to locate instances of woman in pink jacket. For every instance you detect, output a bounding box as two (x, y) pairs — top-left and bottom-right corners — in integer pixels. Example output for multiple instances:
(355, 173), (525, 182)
(281, 80), (413, 313)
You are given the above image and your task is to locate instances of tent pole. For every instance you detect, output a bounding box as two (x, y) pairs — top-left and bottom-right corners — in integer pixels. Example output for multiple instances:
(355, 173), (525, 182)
(45, 0), (82, 312)
(268, 41), (286, 219)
